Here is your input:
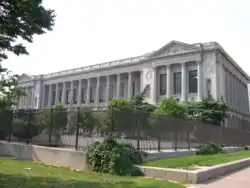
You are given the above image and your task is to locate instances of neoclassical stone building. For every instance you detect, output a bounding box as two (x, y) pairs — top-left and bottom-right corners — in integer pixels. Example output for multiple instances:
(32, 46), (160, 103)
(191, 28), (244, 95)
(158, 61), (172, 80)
(18, 40), (250, 129)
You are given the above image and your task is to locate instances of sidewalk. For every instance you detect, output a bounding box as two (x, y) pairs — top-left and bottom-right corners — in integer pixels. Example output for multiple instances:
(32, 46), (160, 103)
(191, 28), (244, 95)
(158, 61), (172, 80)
(187, 167), (250, 188)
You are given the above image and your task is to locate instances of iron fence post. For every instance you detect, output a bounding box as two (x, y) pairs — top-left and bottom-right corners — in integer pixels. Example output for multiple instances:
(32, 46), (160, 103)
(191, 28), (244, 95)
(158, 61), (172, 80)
(136, 116), (140, 150)
(27, 108), (32, 144)
(49, 108), (53, 146)
(75, 107), (80, 150)
(110, 106), (113, 136)
(187, 131), (191, 150)
(8, 109), (14, 142)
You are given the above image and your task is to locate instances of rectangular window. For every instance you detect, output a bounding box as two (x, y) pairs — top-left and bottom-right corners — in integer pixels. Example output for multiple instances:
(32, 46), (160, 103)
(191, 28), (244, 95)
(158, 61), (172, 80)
(159, 74), (166, 95)
(73, 88), (77, 104)
(81, 88), (85, 103)
(66, 90), (69, 104)
(132, 82), (135, 97)
(99, 85), (104, 102)
(174, 72), (182, 94)
(59, 90), (62, 102)
(120, 83), (125, 97)
(189, 70), (198, 93)
(90, 87), (95, 103)
(52, 91), (56, 105)
(110, 84), (114, 98)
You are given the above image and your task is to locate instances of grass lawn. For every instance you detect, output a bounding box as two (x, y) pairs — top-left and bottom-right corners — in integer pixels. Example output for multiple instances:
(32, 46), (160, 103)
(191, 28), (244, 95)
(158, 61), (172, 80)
(142, 150), (250, 170)
(0, 157), (184, 188)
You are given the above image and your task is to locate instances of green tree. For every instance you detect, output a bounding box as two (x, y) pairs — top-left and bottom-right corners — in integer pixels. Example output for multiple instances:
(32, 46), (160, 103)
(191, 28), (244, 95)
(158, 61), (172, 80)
(67, 107), (100, 136)
(0, 0), (55, 136)
(0, 0), (55, 61)
(106, 98), (134, 136)
(153, 97), (187, 118)
(187, 99), (228, 126)
(40, 103), (67, 142)
(150, 97), (188, 145)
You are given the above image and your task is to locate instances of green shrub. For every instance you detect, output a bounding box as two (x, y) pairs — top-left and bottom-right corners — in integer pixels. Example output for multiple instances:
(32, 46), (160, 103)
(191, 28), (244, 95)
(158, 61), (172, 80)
(244, 146), (248, 150)
(196, 142), (222, 155)
(12, 118), (40, 142)
(87, 136), (144, 176)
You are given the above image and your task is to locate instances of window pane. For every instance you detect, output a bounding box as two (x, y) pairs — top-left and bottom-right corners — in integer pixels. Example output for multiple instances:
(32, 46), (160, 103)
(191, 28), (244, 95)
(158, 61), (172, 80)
(174, 72), (182, 94)
(120, 83), (125, 97)
(132, 82), (135, 97)
(59, 89), (62, 102)
(160, 74), (166, 95)
(189, 70), (197, 93)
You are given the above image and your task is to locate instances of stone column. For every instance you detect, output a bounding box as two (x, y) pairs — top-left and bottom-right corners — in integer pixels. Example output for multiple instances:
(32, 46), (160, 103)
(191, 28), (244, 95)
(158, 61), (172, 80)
(151, 67), (157, 105)
(41, 85), (46, 108)
(70, 81), (74, 105)
(127, 72), (132, 99)
(236, 79), (239, 110)
(181, 63), (187, 102)
(106, 75), (110, 102)
(166, 65), (171, 98)
(55, 83), (60, 104)
(140, 70), (144, 93)
(197, 61), (202, 101)
(62, 82), (67, 104)
(77, 79), (83, 106)
(48, 84), (52, 107)
(95, 77), (100, 104)
(86, 78), (91, 104)
(116, 74), (120, 98)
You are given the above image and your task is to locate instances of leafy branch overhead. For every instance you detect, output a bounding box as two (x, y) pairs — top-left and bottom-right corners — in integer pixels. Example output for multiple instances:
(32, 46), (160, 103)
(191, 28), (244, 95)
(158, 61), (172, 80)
(0, 0), (56, 61)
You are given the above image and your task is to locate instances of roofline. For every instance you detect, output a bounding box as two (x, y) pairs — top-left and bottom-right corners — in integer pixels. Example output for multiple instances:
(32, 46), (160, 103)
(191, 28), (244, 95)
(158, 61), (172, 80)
(19, 41), (250, 83)
(214, 44), (250, 82)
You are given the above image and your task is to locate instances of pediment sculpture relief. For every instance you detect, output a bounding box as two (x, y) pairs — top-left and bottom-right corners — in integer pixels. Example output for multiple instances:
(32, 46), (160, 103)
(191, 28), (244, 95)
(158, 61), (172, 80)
(156, 44), (195, 57)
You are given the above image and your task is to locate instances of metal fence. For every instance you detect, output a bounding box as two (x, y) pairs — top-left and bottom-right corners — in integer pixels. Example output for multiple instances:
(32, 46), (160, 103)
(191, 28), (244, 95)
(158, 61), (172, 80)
(1, 107), (250, 151)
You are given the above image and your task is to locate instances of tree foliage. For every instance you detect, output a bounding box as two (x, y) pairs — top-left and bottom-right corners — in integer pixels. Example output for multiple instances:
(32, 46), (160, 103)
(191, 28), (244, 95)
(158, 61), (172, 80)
(0, 0), (55, 110)
(187, 99), (228, 126)
(153, 97), (187, 119)
(39, 103), (67, 139)
(0, 0), (55, 61)
(67, 107), (100, 136)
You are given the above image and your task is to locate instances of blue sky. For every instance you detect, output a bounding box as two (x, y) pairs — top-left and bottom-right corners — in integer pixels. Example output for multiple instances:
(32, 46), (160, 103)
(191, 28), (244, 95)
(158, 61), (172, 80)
(3, 0), (250, 75)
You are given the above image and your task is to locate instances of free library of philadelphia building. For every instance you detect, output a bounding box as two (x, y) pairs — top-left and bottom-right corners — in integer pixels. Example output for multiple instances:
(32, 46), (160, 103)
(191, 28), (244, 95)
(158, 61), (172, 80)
(17, 40), (250, 129)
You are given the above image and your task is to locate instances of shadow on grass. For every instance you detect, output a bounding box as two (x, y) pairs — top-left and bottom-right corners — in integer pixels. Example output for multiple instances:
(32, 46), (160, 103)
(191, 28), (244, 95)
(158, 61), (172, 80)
(0, 173), (138, 188)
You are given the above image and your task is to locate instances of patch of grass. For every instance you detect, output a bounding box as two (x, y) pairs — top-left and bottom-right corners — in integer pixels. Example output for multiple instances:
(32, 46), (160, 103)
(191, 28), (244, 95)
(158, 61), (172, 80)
(0, 157), (184, 188)
(142, 150), (250, 170)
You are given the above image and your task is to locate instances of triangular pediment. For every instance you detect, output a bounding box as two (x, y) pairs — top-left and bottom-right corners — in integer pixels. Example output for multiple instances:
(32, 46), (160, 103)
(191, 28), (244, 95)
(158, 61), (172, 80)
(18, 73), (33, 82)
(150, 40), (200, 57)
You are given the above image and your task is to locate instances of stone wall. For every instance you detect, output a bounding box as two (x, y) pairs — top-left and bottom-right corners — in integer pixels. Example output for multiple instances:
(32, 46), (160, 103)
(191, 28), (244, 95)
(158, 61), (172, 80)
(0, 141), (88, 171)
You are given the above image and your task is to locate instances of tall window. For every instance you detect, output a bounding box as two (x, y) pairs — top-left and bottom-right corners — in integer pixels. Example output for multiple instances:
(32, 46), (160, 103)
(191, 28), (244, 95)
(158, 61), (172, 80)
(81, 88), (85, 103)
(189, 70), (197, 93)
(120, 83), (125, 97)
(59, 90), (62, 102)
(73, 88), (77, 104)
(90, 87), (95, 103)
(159, 73), (166, 95)
(52, 91), (56, 105)
(174, 72), (181, 94)
(132, 82), (135, 97)
(110, 84), (114, 98)
(99, 85), (105, 102)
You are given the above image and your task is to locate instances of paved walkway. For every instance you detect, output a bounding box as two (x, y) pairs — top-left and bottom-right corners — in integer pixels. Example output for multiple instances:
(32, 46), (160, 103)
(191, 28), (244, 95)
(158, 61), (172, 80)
(187, 167), (250, 188)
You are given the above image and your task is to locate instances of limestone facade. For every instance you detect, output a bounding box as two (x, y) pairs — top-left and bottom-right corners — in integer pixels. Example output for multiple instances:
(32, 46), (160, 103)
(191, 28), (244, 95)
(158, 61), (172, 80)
(17, 41), (250, 129)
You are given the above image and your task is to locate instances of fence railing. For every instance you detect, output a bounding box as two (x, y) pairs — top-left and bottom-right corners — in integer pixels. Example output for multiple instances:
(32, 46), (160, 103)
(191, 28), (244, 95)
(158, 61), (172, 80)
(1, 107), (250, 151)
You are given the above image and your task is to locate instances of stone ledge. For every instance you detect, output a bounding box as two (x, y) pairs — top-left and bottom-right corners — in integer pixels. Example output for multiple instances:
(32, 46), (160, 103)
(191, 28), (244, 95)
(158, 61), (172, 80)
(0, 141), (88, 171)
(135, 158), (250, 184)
